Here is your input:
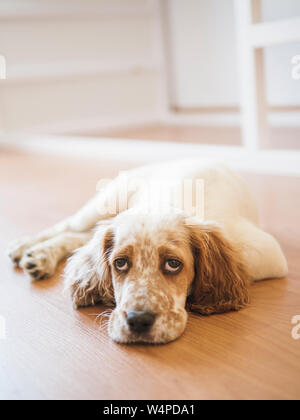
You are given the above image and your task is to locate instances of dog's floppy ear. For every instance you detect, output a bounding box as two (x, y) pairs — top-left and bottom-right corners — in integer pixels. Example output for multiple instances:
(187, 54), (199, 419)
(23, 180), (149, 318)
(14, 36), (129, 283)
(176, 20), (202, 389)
(186, 220), (250, 315)
(64, 222), (115, 308)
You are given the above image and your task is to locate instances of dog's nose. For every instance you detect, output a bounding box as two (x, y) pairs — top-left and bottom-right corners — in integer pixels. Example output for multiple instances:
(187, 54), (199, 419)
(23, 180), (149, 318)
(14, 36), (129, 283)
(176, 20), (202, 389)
(126, 311), (156, 333)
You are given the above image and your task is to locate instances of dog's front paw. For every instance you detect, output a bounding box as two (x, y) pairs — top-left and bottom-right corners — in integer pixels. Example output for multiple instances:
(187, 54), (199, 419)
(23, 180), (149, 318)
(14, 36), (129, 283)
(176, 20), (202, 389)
(7, 236), (32, 267)
(20, 246), (56, 281)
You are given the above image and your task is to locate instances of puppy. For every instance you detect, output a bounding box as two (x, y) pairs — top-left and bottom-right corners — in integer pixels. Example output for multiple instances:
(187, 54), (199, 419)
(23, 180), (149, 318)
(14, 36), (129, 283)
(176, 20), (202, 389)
(8, 159), (287, 344)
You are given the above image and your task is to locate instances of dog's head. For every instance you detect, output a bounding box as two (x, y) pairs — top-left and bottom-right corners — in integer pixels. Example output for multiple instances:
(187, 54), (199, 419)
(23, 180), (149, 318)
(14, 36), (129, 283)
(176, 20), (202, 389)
(67, 211), (249, 344)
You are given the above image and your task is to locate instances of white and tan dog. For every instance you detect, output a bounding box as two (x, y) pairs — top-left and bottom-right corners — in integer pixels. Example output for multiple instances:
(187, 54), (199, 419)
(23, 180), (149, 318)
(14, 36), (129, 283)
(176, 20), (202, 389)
(7, 159), (287, 344)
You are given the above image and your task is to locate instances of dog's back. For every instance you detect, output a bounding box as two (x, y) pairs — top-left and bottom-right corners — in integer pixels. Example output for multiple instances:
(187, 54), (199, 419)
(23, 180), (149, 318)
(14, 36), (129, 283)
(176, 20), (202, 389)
(115, 159), (259, 226)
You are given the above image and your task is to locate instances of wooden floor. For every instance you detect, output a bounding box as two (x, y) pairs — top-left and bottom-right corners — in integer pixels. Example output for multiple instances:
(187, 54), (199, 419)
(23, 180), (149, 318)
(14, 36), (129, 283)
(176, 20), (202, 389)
(85, 124), (300, 150)
(0, 149), (300, 400)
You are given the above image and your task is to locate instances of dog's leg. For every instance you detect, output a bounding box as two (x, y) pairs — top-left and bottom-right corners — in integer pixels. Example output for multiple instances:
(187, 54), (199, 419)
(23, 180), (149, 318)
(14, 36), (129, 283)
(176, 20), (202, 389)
(8, 177), (125, 266)
(7, 219), (74, 266)
(20, 232), (92, 281)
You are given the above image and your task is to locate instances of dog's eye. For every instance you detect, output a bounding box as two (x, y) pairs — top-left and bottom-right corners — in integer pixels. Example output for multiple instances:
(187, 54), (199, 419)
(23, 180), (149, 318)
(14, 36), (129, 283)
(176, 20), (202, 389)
(114, 258), (129, 272)
(164, 259), (182, 274)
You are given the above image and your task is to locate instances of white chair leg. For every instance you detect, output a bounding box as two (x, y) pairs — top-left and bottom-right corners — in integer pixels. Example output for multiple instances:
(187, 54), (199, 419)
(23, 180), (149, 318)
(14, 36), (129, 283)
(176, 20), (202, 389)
(235, 0), (269, 150)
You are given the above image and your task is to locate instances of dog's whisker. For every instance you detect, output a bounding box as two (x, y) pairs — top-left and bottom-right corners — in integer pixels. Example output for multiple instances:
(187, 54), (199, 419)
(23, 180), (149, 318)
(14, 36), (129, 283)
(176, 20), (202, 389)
(95, 309), (113, 325)
(98, 318), (110, 333)
(98, 309), (113, 317)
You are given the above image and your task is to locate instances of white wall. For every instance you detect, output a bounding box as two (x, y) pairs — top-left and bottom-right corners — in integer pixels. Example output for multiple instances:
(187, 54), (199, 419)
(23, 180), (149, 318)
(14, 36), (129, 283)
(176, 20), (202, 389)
(169, 0), (238, 107)
(0, 0), (160, 134)
(262, 0), (300, 22)
(169, 0), (300, 108)
(1, 0), (300, 135)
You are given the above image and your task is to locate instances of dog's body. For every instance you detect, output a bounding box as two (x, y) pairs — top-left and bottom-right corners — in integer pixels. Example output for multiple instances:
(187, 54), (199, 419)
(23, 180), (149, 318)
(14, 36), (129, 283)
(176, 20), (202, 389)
(8, 159), (287, 343)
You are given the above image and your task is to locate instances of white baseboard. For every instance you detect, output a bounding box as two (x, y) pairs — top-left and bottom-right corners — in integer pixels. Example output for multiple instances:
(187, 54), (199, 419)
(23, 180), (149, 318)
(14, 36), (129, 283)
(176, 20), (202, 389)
(164, 111), (300, 127)
(15, 113), (161, 136)
(269, 111), (300, 127)
(1, 134), (300, 177)
(4, 60), (158, 85)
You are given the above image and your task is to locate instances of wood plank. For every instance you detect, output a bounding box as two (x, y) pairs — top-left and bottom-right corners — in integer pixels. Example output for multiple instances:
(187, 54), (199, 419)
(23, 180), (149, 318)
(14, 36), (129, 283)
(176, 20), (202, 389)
(171, 105), (300, 114)
(91, 125), (300, 151)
